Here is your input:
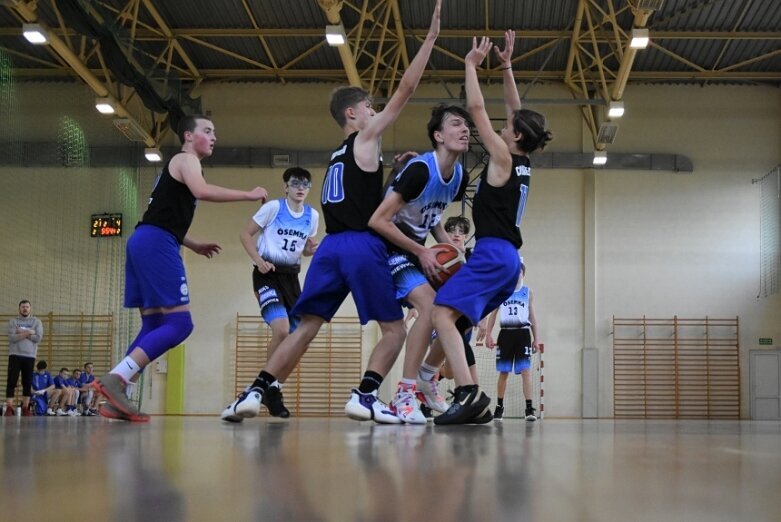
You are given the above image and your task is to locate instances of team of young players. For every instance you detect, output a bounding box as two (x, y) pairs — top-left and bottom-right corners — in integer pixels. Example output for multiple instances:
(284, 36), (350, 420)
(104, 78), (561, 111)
(92, 0), (551, 424)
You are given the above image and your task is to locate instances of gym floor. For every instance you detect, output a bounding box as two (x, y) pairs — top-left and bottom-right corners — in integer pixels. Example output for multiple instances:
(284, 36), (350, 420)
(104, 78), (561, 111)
(2, 416), (780, 521)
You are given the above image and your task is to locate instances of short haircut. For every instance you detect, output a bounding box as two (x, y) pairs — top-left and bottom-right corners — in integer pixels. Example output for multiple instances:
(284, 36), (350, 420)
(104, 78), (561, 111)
(283, 167), (312, 183)
(73, 368), (81, 374)
(84, 362), (93, 369)
(329, 86), (370, 128)
(36, 360), (47, 370)
(176, 114), (211, 144)
(59, 367), (69, 374)
(444, 216), (471, 235)
(511, 109), (553, 154)
(18, 299), (30, 307)
(427, 104), (472, 149)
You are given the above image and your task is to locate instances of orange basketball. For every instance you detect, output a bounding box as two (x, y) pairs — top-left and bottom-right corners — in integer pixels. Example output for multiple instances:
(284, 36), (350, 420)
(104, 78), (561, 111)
(429, 243), (465, 289)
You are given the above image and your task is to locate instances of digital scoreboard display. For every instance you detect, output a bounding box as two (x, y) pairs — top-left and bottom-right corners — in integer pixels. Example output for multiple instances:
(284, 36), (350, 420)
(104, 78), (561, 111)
(91, 213), (123, 237)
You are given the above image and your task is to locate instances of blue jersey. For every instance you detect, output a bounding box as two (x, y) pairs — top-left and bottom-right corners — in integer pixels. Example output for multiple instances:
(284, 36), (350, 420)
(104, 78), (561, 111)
(499, 286), (530, 328)
(79, 373), (95, 386)
(389, 151), (466, 242)
(253, 199), (318, 271)
(32, 371), (54, 391)
(53, 375), (69, 389)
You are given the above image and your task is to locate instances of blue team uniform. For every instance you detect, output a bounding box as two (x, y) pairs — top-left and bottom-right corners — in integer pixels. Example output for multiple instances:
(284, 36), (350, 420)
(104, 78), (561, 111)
(291, 132), (402, 324)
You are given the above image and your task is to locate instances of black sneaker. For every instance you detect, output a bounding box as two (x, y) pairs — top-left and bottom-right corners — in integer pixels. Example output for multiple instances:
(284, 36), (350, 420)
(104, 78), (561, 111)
(525, 406), (537, 422)
(493, 405), (504, 422)
(469, 407), (493, 424)
(262, 386), (290, 418)
(434, 386), (490, 425)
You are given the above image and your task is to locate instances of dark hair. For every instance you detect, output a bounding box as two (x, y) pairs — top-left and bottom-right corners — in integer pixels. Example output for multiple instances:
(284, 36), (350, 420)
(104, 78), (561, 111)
(36, 360), (47, 370)
(18, 299), (30, 307)
(283, 167), (312, 183)
(176, 114), (211, 144)
(427, 104), (472, 149)
(444, 216), (471, 235)
(329, 86), (370, 127)
(84, 362), (93, 369)
(59, 368), (69, 373)
(73, 368), (81, 374)
(511, 109), (553, 154)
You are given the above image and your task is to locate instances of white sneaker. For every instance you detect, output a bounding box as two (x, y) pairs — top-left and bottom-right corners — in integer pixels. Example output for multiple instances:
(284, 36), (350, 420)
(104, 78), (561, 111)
(416, 378), (449, 413)
(67, 409), (81, 417)
(56, 408), (68, 416)
(46, 408), (55, 416)
(221, 388), (262, 423)
(344, 389), (401, 424)
(391, 386), (427, 425)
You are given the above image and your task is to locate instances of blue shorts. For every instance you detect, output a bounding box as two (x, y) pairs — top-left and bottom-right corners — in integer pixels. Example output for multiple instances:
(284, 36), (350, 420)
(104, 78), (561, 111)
(125, 225), (190, 309)
(291, 231), (403, 325)
(434, 238), (520, 326)
(388, 252), (428, 301)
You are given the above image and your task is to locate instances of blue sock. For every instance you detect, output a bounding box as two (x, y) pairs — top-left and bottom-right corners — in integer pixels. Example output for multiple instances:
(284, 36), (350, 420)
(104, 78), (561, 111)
(136, 312), (194, 362)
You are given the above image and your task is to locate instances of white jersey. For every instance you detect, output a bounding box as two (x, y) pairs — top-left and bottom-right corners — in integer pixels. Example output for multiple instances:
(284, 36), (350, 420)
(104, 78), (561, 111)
(253, 199), (319, 270)
(499, 286), (530, 328)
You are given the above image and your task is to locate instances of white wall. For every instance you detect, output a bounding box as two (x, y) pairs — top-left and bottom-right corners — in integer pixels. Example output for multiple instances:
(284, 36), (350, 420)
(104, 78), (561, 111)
(1, 81), (779, 417)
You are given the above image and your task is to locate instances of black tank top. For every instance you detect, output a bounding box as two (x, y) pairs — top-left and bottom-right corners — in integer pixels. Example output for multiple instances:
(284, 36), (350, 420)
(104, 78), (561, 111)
(472, 154), (530, 249)
(321, 132), (384, 233)
(139, 153), (197, 244)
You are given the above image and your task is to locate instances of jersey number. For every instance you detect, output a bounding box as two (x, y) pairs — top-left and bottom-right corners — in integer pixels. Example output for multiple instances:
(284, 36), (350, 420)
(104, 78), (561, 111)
(322, 162), (345, 204)
(515, 184), (529, 228)
(281, 239), (298, 252)
(508, 306), (519, 316)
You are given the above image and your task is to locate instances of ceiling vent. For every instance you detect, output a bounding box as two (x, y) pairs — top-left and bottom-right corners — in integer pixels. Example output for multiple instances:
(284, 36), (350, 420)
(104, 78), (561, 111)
(636, 0), (665, 11)
(597, 122), (619, 145)
(272, 154), (291, 167)
(112, 118), (149, 142)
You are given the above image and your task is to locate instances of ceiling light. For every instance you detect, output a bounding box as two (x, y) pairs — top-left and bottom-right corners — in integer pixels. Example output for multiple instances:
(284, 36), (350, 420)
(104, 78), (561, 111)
(144, 148), (163, 162)
(608, 101), (625, 118)
(593, 151), (607, 166)
(630, 28), (650, 49)
(95, 97), (116, 115)
(325, 24), (347, 46)
(22, 23), (48, 45)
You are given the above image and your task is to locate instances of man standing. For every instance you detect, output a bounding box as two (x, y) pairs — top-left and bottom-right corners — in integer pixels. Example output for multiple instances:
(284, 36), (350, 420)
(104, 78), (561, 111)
(4, 299), (43, 417)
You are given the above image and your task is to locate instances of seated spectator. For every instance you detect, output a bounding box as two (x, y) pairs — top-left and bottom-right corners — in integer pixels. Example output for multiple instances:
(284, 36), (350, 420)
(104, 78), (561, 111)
(53, 368), (80, 416)
(79, 362), (99, 416)
(31, 360), (58, 416)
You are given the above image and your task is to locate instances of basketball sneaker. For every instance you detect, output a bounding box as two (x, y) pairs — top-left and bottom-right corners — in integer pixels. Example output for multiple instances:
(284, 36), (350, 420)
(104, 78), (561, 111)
(434, 385), (491, 425)
(221, 387), (262, 423)
(99, 402), (150, 422)
(391, 385), (426, 425)
(416, 377), (449, 413)
(93, 373), (142, 418)
(525, 406), (537, 422)
(469, 407), (493, 424)
(344, 389), (401, 424)
(493, 404), (504, 422)
(261, 385), (290, 418)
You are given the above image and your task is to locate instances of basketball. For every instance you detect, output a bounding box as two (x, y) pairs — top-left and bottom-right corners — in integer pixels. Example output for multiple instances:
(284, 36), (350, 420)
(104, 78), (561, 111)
(429, 243), (465, 288)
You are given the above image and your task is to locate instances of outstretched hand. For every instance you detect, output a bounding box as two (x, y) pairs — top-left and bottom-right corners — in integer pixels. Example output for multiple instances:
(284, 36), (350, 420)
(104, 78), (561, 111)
(494, 29), (515, 67)
(465, 36), (493, 67)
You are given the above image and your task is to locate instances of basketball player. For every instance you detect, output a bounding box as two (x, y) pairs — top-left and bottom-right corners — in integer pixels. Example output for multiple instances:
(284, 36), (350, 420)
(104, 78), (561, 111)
(221, 0), (443, 424)
(432, 31), (552, 425)
(94, 114), (268, 421)
(368, 103), (470, 423)
(222, 167), (319, 422)
(484, 260), (541, 421)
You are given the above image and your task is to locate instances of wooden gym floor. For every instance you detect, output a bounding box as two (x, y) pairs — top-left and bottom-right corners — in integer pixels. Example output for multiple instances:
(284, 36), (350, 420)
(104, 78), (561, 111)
(2, 416), (780, 521)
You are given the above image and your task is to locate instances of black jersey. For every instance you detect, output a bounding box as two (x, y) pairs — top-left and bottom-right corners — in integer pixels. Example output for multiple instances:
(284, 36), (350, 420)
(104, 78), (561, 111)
(472, 154), (530, 249)
(139, 153), (197, 244)
(321, 132), (384, 233)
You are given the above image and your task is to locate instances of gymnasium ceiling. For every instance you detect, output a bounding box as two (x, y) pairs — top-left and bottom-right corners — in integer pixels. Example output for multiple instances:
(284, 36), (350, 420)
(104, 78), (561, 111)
(1, 0), (780, 148)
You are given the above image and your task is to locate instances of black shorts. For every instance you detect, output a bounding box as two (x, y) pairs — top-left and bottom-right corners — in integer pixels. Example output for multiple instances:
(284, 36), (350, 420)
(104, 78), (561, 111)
(252, 266), (302, 323)
(496, 327), (532, 374)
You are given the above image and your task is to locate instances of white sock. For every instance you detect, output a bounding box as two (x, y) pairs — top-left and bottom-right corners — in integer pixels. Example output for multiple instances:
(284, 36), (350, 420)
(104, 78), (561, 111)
(111, 356), (141, 383)
(418, 362), (438, 382)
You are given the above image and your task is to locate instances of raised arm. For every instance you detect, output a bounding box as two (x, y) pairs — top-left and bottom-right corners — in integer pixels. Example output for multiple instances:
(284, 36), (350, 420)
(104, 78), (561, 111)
(173, 153), (267, 203)
(494, 29), (521, 116)
(465, 36), (513, 185)
(358, 0), (442, 143)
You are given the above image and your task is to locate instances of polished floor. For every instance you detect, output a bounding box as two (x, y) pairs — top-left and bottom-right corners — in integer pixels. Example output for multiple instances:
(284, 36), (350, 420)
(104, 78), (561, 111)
(2, 415), (780, 521)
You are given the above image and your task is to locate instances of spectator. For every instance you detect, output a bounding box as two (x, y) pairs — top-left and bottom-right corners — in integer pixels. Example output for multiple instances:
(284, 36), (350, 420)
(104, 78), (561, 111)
(79, 362), (98, 415)
(53, 368), (79, 416)
(5, 299), (44, 417)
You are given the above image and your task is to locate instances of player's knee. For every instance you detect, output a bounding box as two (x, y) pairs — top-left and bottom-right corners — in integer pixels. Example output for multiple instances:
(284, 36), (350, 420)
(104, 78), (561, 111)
(167, 312), (194, 346)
